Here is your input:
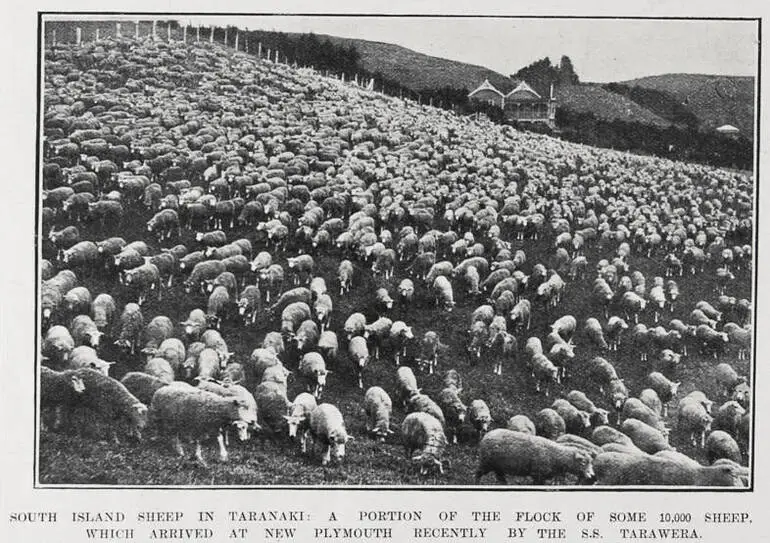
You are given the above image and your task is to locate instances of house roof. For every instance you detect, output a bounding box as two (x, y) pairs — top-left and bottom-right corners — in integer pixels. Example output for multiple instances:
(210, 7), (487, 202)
(716, 124), (740, 133)
(505, 81), (542, 101)
(468, 79), (505, 98)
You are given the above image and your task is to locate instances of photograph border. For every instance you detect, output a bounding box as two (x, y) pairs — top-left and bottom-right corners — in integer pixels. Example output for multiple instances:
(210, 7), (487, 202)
(34, 10), (762, 491)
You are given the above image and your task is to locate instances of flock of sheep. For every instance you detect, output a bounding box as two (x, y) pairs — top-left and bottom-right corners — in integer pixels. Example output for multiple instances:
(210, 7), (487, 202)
(39, 31), (753, 486)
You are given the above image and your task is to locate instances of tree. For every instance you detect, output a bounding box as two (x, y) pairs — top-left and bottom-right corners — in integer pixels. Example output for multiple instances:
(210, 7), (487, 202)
(558, 55), (579, 85)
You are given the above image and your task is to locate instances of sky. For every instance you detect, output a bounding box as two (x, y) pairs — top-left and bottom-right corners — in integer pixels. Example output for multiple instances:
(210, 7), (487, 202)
(180, 16), (759, 82)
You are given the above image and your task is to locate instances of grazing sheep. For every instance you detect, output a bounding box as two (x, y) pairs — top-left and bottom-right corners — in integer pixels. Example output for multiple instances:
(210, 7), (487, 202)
(402, 412), (448, 475)
(298, 352), (328, 398)
(395, 366), (420, 407)
(40, 367), (86, 430)
(594, 451), (743, 486)
(647, 372), (680, 417)
(712, 401), (747, 437)
(621, 418), (673, 454)
(144, 357), (175, 385)
(181, 308), (207, 339)
(622, 398), (668, 435)
(254, 381), (292, 435)
(591, 425), (638, 449)
(552, 398), (591, 435)
(534, 408), (566, 440)
(348, 336), (369, 389)
(566, 390), (610, 427)
(407, 393), (446, 427)
(469, 399), (492, 437)
(531, 354), (560, 396)
(42, 325), (75, 366)
(506, 415), (536, 435)
(284, 392), (317, 452)
(309, 403), (352, 465)
(90, 293), (117, 332)
(150, 385), (252, 466)
(70, 314), (103, 349)
(714, 363), (746, 398)
(475, 429), (594, 484)
(363, 386), (394, 442)
(639, 388), (663, 417)
(706, 431), (742, 464)
(66, 346), (113, 375)
(555, 434), (602, 459)
(437, 386), (467, 444)
(119, 372), (168, 406)
(584, 317), (608, 350)
(73, 368), (148, 442)
(344, 312), (367, 340)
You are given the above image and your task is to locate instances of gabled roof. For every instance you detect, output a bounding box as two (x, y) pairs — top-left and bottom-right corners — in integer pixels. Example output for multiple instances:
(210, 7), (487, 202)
(468, 79), (505, 98)
(505, 81), (542, 100)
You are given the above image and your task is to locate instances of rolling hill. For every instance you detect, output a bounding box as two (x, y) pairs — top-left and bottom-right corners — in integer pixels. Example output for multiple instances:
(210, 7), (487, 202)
(621, 74), (755, 136)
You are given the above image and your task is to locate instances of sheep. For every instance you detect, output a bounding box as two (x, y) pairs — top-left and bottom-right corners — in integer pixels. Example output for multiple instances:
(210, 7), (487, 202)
(418, 331), (446, 375)
(620, 291), (647, 323)
(284, 392), (317, 452)
(647, 372), (680, 417)
(67, 346), (113, 375)
(622, 398), (668, 435)
(363, 386), (394, 442)
(678, 390), (714, 415)
(398, 278), (415, 308)
(90, 293), (116, 332)
(254, 381), (292, 435)
(348, 336), (369, 390)
(621, 418), (673, 454)
(705, 430), (742, 465)
(261, 363), (291, 397)
(338, 259), (354, 295)
(395, 366), (420, 407)
(475, 429), (594, 484)
(534, 408), (566, 440)
(196, 380), (260, 442)
(712, 401), (747, 437)
(584, 356), (616, 388)
(555, 434), (602, 459)
(42, 325), (75, 366)
(584, 318), (608, 350)
(144, 357), (175, 384)
(552, 398), (591, 435)
(150, 385), (252, 466)
(120, 372), (169, 406)
(401, 412), (448, 475)
(714, 362), (747, 398)
(531, 354), (559, 396)
(295, 319), (320, 353)
(200, 329), (231, 367)
(432, 275), (455, 312)
(63, 286), (92, 316)
(506, 415), (536, 434)
(591, 425), (640, 450)
(70, 314), (103, 349)
(143, 315), (174, 351)
(40, 367), (86, 430)
(407, 393), (446, 427)
(593, 452), (743, 486)
(309, 403), (352, 466)
(607, 379), (629, 421)
(639, 388), (663, 417)
(509, 299), (531, 333)
(389, 321), (414, 366)
(72, 368), (148, 442)
(437, 386), (467, 444)
(469, 399), (492, 437)
(298, 352), (328, 398)
(565, 390), (610, 427)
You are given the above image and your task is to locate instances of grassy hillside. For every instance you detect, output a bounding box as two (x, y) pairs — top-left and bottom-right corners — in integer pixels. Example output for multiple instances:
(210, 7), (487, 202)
(320, 35), (515, 93)
(557, 84), (672, 128)
(622, 74), (755, 136)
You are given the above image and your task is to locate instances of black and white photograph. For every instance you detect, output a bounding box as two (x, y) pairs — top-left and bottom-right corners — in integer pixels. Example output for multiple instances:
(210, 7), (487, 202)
(34, 12), (757, 488)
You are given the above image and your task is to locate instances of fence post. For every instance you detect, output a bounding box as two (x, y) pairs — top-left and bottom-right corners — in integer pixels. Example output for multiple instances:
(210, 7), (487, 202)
(224, 28), (228, 46)
(76, 27), (82, 45)
(52, 29), (56, 45)
(266, 48), (271, 61)
(244, 35), (249, 53)
(197, 25), (200, 42)
(152, 20), (157, 41)
(210, 27), (214, 43)
(275, 49), (279, 63)
(135, 21), (139, 39)
(167, 23), (171, 42)
(95, 28), (100, 41)
(258, 42), (262, 57)
(183, 25), (187, 43)
(234, 31), (239, 51)
(116, 22), (121, 38)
